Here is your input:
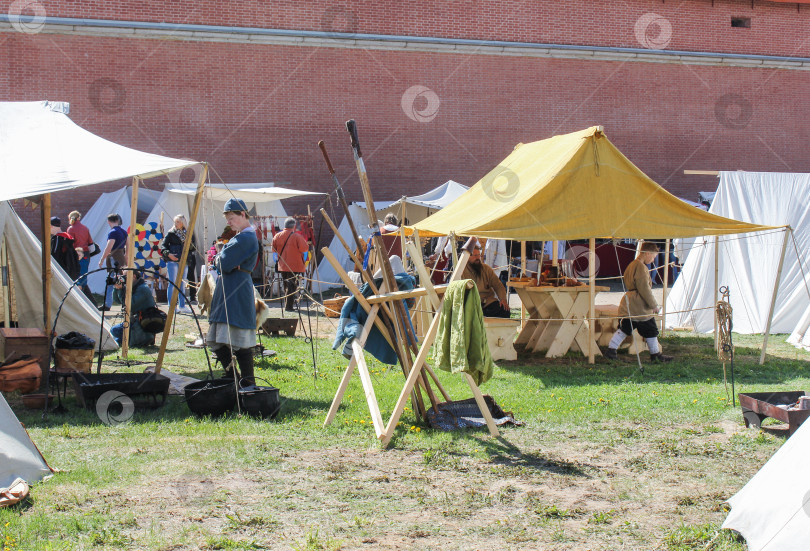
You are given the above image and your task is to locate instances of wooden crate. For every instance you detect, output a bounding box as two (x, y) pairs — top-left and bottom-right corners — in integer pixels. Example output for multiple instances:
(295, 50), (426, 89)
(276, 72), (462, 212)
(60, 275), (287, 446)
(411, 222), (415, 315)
(0, 328), (49, 377)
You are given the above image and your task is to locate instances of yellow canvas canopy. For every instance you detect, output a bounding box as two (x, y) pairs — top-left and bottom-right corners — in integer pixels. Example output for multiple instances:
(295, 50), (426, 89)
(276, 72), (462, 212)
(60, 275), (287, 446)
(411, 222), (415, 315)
(414, 126), (777, 240)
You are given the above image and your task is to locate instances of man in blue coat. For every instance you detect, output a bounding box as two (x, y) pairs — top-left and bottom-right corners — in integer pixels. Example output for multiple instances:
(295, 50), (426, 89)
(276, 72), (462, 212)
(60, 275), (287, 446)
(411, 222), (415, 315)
(207, 198), (259, 384)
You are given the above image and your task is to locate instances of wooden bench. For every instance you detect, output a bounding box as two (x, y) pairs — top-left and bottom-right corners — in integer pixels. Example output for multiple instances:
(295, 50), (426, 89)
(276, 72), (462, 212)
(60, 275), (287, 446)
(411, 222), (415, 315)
(483, 317), (520, 361)
(594, 305), (659, 354)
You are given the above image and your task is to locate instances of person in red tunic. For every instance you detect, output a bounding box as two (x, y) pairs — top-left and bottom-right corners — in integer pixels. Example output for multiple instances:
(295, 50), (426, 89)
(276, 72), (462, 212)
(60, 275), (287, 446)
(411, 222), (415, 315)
(272, 217), (308, 312)
(66, 210), (95, 301)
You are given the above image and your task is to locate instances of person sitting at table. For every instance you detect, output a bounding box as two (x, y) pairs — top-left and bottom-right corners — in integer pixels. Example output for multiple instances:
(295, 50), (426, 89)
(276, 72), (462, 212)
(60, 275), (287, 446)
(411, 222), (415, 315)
(463, 244), (510, 318)
(604, 241), (673, 363)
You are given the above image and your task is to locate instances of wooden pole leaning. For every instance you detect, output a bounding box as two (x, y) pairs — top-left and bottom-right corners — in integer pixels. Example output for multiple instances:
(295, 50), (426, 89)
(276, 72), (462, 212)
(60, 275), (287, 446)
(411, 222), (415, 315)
(41, 194), (52, 333)
(345, 120), (430, 417)
(321, 247), (430, 424)
(760, 227), (791, 365)
(381, 237), (500, 448)
(156, 163), (208, 374)
(122, 178), (139, 358)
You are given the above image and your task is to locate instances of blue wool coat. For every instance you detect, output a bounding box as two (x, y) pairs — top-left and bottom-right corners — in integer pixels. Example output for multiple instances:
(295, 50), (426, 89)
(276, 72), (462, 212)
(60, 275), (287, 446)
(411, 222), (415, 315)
(208, 228), (259, 330)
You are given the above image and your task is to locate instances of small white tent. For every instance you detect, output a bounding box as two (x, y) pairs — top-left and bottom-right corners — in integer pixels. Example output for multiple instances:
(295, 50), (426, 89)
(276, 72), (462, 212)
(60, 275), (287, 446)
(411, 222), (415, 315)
(313, 181), (469, 292)
(0, 202), (117, 350)
(81, 187), (164, 294)
(722, 418), (810, 550)
(145, 182), (324, 250)
(666, 172), (809, 334)
(0, 393), (51, 488)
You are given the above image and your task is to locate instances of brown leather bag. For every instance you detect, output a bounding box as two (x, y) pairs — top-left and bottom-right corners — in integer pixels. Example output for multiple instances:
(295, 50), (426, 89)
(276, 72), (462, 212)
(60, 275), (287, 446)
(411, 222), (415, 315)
(0, 356), (42, 393)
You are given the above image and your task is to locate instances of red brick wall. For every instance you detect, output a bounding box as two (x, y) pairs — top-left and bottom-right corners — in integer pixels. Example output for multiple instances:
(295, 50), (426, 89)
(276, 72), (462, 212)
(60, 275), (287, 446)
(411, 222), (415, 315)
(2, 1), (809, 238)
(2, 0), (808, 57)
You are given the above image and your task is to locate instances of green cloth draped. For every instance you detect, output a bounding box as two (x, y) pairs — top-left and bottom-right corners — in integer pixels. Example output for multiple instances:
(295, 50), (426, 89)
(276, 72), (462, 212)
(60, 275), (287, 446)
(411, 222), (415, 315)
(431, 279), (495, 385)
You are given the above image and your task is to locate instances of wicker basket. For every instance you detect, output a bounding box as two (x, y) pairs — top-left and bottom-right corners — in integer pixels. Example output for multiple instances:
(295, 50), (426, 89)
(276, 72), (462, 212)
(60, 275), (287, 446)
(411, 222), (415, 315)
(54, 348), (94, 373)
(323, 294), (348, 318)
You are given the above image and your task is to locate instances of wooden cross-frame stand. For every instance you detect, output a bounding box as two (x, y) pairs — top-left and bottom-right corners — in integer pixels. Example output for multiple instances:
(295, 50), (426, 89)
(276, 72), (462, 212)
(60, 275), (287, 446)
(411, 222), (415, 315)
(319, 120), (500, 448)
(322, 236), (500, 448)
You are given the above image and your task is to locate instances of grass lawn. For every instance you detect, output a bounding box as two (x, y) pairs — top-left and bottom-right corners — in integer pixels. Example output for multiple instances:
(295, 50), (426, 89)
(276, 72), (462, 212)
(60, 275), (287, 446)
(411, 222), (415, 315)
(3, 307), (809, 550)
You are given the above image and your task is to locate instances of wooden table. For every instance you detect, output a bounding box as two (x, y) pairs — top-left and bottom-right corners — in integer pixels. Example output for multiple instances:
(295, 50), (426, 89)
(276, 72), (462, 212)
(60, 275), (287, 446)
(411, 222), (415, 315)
(511, 281), (609, 358)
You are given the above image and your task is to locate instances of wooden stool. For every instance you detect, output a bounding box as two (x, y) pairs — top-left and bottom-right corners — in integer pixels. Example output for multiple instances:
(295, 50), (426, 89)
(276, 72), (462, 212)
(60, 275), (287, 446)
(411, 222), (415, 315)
(483, 317), (520, 361)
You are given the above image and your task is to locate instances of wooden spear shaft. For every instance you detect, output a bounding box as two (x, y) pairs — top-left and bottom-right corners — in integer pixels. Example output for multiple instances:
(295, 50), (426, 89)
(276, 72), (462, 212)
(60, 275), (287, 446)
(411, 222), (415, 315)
(345, 120), (433, 416)
(319, 141), (430, 415)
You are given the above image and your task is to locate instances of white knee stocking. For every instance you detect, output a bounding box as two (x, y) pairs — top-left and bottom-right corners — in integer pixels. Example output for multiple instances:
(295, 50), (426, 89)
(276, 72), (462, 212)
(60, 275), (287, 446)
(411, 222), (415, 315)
(646, 337), (661, 355)
(609, 330), (628, 350)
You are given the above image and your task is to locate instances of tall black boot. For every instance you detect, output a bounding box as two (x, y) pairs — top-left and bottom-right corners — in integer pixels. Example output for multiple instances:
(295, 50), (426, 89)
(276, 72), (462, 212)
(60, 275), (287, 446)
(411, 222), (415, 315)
(213, 346), (234, 377)
(234, 347), (255, 386)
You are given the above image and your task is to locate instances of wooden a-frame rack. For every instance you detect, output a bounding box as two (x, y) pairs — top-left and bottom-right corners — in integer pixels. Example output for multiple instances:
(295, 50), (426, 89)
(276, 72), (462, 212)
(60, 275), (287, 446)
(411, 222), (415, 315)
(322, 235), (500, 448)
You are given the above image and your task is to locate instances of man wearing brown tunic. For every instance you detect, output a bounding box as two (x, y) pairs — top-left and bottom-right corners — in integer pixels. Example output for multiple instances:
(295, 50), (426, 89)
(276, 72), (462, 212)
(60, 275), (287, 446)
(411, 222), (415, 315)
(462, 245), (510, 318)
(604, 241), (673, 362)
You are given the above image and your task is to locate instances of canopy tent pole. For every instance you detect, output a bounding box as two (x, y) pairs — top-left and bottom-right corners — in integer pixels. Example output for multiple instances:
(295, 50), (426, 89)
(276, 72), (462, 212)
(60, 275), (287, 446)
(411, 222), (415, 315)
(400, 199), (408, 269)
(520, 241), (527, 276)
(760, 227), (791, 365)
(552, 240), (559, 266)
(41, 194), (51, 333)
(661, 239), (670, 337)
(588, 237), (596, 364)
(520, 241), (527, 329)
(122, 179), (139, 358)
(2, 238), (10, 326)
(156, 163), (209, 375)
(714, 236), (719, 351)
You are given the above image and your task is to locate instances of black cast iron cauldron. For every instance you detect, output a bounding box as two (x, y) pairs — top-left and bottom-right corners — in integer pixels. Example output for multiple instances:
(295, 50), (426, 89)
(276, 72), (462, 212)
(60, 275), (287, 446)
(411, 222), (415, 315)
(184, 378), (237, 416)
(238, 378), (280, 419)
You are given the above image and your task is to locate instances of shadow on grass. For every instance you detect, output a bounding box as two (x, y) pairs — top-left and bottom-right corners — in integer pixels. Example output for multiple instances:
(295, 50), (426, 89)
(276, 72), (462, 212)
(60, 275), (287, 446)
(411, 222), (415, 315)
(497, 335), (810, 388)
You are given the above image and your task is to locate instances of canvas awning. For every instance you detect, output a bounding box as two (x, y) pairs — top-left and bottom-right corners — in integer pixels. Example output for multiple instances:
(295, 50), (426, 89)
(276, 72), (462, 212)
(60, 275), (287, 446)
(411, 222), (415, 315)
(0, 101), (198, 200)
(414, 127), (778, 240)
(168, 183), (324, 202)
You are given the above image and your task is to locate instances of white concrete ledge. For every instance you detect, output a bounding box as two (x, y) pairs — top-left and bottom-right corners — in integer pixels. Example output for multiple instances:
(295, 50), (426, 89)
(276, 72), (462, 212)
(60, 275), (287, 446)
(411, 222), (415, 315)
(1, 20), (808, 71)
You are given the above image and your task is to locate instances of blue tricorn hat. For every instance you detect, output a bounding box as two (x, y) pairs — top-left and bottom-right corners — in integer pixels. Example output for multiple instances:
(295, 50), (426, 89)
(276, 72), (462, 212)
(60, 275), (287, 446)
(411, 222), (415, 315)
(223, 198), (248, 213)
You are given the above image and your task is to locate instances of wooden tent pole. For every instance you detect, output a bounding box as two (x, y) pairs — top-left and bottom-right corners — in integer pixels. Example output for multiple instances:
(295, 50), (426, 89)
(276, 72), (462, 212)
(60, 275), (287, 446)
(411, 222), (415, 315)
(661, 239), (670, 337)
(41, 194), (51, 332)
(156, 163), (208, 374)
(520, 241), (527, 276)
(714, 236), (719, 351)
(1, 239), (10, 326)
(122, 178), (139, 358)
(760, 227), (791, 365)
(552, 240), (559, 266)
(588, 237), (596, 364)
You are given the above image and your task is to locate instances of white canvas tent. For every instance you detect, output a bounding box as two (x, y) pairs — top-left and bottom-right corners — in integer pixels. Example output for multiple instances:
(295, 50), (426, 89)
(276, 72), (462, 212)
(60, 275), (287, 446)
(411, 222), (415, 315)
(0, 393), (51, 488)
(722, 418), (810, 550)
(666, 171), (809, 334)
(0, 201), (117, 350)
(0, 100), (198, 331)
(313, 180), (469, 292)
(81, 187), (164, 294)
(0, 101), (198, 198)
(145, 182), (323, 253)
